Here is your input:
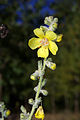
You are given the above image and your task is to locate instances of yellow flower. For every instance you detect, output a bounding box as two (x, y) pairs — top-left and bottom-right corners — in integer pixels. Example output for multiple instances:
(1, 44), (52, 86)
(6, 110), (11, 116)
(35, 106), (44, 120)
(28, 28), (63, 58)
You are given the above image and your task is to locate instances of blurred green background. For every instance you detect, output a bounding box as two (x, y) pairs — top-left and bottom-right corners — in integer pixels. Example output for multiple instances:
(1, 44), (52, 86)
(0, 0), (80, 115)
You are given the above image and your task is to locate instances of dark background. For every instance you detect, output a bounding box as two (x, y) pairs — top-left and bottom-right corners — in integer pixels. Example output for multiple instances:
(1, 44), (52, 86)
(0, 0), (80, 116)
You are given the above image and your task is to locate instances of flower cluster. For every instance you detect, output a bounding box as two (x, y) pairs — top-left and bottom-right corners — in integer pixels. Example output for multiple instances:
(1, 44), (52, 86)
(28, 16), (63, 58)
(20, 16), (63, 120)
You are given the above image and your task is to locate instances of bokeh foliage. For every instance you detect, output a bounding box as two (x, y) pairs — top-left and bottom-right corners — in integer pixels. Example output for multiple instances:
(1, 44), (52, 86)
(0, 0), (80, 113)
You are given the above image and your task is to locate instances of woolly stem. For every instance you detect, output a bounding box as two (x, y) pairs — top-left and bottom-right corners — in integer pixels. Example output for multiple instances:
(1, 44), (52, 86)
(28, 59), (46, 120)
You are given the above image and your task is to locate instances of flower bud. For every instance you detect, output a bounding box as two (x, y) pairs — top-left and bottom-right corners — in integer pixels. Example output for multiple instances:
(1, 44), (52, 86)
(56, 34), (63, 42)
(3, 110), (11, 118)
(50, 63), (56, 70)
(52, 23), (58, 30)
(49, 16), (53, 21)
(45, 61), (56, 70)
(6, 110), (11, 116)
(30, 70), (39, 80)
(40, 89), (48, 96)
(44, 16), (53, 25)
(28, 98), (34, 105)
(53, 18), (58, 23)
(20, 113), (29, 120)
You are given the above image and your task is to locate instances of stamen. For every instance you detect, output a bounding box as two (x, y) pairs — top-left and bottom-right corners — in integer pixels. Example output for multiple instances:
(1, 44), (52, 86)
(40, 38), (49, 46)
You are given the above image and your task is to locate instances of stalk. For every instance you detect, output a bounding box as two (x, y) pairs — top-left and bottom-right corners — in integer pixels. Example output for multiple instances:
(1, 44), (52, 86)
(28, 59), (46, 120)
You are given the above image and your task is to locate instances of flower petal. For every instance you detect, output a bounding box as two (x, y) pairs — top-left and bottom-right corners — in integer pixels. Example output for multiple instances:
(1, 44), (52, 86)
(35, 106), (44, 120)
(56, 34), (63, 42)
(45, 30), (57, 41)
(28, 37), (41, 50)
(37, 46), (49, 58)
(49, 41), (58, 55)
(34, 28), (44, 38)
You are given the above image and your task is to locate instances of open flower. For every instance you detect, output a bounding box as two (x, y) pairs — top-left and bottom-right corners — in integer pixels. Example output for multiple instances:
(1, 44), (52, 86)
(35, 106), (44, 120)
(28, 28), (63, 58)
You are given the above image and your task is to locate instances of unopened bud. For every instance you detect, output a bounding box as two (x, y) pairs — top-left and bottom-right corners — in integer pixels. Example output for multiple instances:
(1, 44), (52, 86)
(54, 18), (58, 23)
(40, 26), (48, 33)
(52, 23), (58, 30)
(28, 98), (34, 105)
(56, 34), (63, 42)
(44, 16), (53, 25)
(40, 89), (48, 96)
(45, 61), (56, 70)
(6, 110), (11, 116)
(30, 70), (39, 80)
(50, 63), (56, 70)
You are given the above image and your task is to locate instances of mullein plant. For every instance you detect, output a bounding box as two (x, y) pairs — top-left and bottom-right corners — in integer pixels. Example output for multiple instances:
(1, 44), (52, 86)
(20, 16), (63, 120)
(0, 102), (10, 120)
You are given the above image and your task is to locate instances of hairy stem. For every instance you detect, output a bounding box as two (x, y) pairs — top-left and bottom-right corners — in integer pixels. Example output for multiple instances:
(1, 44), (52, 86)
(28, 59), (46, 120)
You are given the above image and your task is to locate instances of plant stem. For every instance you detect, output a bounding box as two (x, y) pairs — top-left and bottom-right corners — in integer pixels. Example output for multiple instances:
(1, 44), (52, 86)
(28, 59), (46, 120)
